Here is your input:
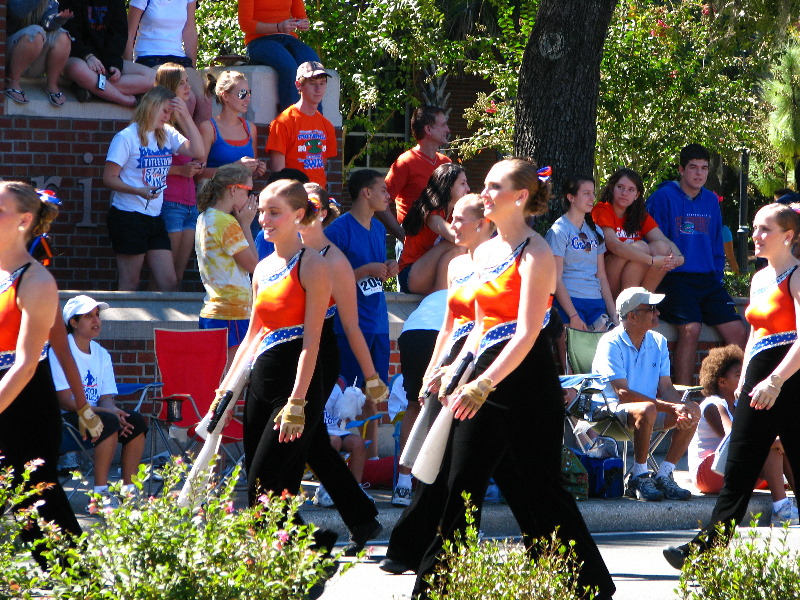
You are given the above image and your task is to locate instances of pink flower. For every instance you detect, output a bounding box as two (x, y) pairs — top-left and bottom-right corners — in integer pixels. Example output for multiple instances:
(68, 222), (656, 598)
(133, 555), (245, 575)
(669, 70), (678, 78)
(657, 19), (668, 28)
(485, 101), (497, 114)
(224, 501), (234, 514)
(257, 494), (269, 506)
(277, 530), (290, 543)
(87, 501), (98, 515)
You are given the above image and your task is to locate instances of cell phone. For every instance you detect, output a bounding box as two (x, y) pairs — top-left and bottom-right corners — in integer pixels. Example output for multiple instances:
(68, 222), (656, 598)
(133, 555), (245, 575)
(97, 73), (106, 90)
(152, 183), (167, 195)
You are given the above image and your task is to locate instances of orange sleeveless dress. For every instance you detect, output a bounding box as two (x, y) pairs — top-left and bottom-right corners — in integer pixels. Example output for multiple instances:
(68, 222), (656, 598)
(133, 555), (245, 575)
(744, 265), (797, 364)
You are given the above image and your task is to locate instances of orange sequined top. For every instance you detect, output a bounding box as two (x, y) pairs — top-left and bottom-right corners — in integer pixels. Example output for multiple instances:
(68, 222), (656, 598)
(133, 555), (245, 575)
(253, 250), (307, 356)
(744, 265), (797, 361)
(445, 268), (476, 352)
(0, 263), (47, 370)
(474, 239), (553, 357)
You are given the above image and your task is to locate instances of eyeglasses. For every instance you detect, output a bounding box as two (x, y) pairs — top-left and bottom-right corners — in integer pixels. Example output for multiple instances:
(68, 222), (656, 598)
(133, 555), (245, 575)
(632, 305), (659, 314)
(229, 184), (253, 192)
(236, 89), (252, 100)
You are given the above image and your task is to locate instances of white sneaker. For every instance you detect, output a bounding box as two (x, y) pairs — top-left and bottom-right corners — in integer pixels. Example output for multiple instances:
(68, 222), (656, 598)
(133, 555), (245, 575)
(771, 500), (799, 526)
(313, 485), (335, 508)
(391, 485), (412, 507)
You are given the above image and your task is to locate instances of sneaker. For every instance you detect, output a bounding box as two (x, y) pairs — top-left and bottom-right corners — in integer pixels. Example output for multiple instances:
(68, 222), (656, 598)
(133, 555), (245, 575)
(379, 557), (411, 574)
(771, 500), (799, 526)
(663, 544), (690, 570)
(391, 485), (412, 507)
(625, 472), (664, 501)
(342, 518), (383, 556)
(654, 472), (692, 501)
(484, 482), (503, 503)
(313, 485), (335, 508)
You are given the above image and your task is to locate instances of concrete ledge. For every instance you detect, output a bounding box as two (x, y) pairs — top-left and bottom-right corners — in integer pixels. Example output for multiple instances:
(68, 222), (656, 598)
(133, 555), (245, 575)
(7, 65), (343, 126)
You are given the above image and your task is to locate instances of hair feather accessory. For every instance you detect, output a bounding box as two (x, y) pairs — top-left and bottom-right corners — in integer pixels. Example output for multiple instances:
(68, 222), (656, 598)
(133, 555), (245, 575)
(537, 166), (552, 183)
(36, 189), (62, 205)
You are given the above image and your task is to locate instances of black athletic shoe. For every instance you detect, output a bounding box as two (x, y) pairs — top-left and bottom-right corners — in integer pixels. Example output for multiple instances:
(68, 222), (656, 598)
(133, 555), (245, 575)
(378, 557), (411, 574)
(342, 518), (383, 557)
(663, 544), (689, 570)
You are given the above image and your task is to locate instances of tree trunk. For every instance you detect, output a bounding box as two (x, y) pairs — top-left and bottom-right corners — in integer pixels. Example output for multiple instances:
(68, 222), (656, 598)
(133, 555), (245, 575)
(515, 0), (617, 212)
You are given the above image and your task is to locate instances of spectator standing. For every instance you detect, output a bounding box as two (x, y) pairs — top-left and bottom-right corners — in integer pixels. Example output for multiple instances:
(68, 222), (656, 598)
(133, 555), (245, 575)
(49, 295), (148, 509)
(377, 105), (452, 242)
(124, 0), (211, 123)
(398, 163), (469, 294)
(325, 170), (398, 458)
(592, 287), (700, 502)
(199, 70), (267, 181)
(195, 163), (259, 369)
(0, 181), (89, 567)
(61, 0), (155, 107)
(646, 143), (747, 385)
(6, 0), (72, 106)
(237, 0), (319, 112)
(665, 203), (800, 569)
(103, 85), (204, 291)
(593, 168), (683, 297)
(266, 61), (336, 188)
(154, 63), (204, 287)
(546, 176), (617, 332)
(689, 344), (796, 524)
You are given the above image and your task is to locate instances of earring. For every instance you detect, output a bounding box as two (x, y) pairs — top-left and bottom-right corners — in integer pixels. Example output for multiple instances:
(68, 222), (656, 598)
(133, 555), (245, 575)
(515, 199), (522, 207)
(294, 218), (300, 225)
(476, 226), (481, 232)
(785, 240), (791, 246)
(18, 225), (26, 231)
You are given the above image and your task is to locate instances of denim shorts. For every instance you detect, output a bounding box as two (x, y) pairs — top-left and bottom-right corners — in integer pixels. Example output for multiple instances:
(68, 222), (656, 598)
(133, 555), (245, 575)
(160, 201), (199, 233)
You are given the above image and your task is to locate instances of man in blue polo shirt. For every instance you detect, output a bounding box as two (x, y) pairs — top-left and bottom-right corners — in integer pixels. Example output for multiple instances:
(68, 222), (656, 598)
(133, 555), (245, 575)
(592, 287), (701, 501)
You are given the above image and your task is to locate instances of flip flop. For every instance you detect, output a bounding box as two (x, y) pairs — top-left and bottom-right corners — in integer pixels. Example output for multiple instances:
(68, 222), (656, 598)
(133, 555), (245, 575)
(4, 88), (28, 104)
(48, 91), (66, 107)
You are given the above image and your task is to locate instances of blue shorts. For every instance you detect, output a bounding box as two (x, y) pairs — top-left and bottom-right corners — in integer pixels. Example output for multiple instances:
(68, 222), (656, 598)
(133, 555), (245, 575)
(198, 317), (249, 348)
(335, 332), (389, 386)
(397, 265), (412, 294)
(554, 297), (607, 327)
(160, 201), (199, 234)
(656, 272), (741, 326)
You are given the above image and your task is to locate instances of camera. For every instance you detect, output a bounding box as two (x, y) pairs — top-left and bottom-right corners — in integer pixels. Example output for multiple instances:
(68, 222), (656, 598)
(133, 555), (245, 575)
(97, 73), (106, 91)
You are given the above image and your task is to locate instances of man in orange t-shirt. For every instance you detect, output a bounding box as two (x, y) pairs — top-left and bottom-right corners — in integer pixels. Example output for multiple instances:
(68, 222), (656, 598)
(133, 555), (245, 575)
(375, 106), (451, 242)
(266, 61), (337, 188)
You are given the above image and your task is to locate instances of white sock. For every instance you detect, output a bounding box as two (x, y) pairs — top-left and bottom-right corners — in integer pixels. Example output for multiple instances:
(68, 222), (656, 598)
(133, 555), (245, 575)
(93, 485), (109, 494)
(773, 498), (790, 512)
(397, 473), (412, 489)
(632, 462), (649, 477)
(656, 461), (676, 479)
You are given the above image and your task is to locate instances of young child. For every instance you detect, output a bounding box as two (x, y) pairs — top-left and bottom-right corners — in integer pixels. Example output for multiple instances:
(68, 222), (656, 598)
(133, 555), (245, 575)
(49, 295), (148, 508)
(324, 169), (398, 457)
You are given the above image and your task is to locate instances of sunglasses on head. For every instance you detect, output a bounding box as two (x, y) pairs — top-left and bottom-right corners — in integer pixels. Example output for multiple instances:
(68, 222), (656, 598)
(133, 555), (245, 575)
(229, 184), (253, 191)
(578, 232), (593, 252)
(236, 89), (252, 100)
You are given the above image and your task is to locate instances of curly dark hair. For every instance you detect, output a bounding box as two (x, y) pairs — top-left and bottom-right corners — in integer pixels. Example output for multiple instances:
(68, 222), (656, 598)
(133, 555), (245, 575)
(699, 344), (743, 397)
(596, 168), (647, 237)
(402, 163), (465, 237)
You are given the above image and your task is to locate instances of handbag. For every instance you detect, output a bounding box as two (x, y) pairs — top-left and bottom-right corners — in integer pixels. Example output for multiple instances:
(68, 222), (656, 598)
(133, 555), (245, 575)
(710, 432), (731, 476)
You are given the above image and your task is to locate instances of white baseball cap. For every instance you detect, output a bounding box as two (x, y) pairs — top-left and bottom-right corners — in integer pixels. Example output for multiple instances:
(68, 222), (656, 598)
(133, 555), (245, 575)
(616, 287), (665, 318)
(63, 295), (109, 324)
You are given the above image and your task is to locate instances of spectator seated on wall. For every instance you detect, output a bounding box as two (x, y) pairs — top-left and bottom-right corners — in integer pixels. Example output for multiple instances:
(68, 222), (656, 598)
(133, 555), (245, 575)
(6, 0), (72, 106)
(49, 295), (148, 509)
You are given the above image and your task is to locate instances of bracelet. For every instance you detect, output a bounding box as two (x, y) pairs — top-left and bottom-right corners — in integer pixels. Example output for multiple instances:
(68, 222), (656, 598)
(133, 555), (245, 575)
(278, 21), (283, 33)
(85, 53), (94, 61)
(568, 314), (578, 320)
(769, 374), (784, 389)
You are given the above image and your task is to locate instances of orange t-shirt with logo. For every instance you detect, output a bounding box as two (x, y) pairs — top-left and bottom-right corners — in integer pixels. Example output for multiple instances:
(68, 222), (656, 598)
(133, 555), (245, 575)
(386, 148), (450, 223)
(266, 106), (337, 188)
(592, 201), (658, 243)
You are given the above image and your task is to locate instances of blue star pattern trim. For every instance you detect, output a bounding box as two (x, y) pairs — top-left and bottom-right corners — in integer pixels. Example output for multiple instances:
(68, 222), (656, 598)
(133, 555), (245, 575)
(478, 240), (527, 284)
(746, 331), (797, 363)
(0, 343), (49, 371)
(443, 321), (474, 356)
(451, 271), (475, 287)
(751, 266), (796, 296)
(0, 265), (27, 295)
(478, 321), (517, 357)
(260, 250), (302, 286)
(254, 325), (305, 359)
(325, 305), (337, 319)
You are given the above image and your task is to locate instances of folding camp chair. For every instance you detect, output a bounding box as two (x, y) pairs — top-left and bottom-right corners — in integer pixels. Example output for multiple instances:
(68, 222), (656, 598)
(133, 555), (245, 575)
(136, 328), (238, 490)
(58, 419), (96, 500)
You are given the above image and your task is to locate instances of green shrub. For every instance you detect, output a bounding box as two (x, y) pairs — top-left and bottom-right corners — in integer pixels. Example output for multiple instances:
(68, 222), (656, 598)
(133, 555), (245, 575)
(196, 0), (246, 67)
(2, 460), (339, 599)
(679, 522), (800, 600)
(426, 496), (593, 600)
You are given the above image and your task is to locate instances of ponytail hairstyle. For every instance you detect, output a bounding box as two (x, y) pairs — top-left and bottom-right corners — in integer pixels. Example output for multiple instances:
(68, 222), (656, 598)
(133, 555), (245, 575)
(403, 163), (466, 236)
(562, 175), (603, 243)
(303, 183), (339, 226)
(155, 63), (188, 134)
(196, 162), (252, 213)
(206, 70), (247, 105)
(495, 157), (551, 217)
(131, 86), (175, 147)
(597, 167), (646, 236)
(1, 181), (59, 242)
(263, 179), (317, 226)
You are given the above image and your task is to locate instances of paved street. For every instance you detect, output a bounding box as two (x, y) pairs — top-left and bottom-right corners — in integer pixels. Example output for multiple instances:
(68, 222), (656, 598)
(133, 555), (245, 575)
(320, 528), (800, 600)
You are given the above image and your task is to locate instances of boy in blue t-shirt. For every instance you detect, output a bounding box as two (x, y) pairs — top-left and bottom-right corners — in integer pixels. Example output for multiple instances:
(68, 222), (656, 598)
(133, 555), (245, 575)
(325, 170), (398, 456)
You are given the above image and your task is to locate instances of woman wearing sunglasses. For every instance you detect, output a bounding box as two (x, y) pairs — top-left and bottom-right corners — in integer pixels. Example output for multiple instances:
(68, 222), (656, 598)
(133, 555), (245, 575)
(199, 70), (267, 182)
(195, 162), (260, 368)
(545, 175), (617, 332)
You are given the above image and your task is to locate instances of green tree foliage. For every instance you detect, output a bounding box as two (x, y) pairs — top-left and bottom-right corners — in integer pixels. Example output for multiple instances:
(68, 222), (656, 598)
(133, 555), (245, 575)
(195, 0), (246, 67)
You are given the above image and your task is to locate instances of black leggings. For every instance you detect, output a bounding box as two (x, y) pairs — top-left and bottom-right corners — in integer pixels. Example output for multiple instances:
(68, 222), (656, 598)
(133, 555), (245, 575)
(693, 344), (800, 549)
(413, 335), (614, 599)
(0, 359), (82, 567)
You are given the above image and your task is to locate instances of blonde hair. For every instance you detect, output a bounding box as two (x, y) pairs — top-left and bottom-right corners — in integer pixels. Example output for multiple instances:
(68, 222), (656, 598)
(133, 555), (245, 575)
(262, 180), (317, 226)
(457, 193), (495, 232)
(1, 181), (59, 241)
(154, 63), (187, 133)
(205, 70), (247, 105)
(196, 162), (252, 213)
(131, 86), (175, 147)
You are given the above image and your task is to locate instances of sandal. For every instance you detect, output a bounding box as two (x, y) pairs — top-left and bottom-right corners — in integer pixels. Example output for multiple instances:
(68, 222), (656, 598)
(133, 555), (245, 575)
(72, 83), (91, 103)
(4, 88), (28, 104)
(48, 91), (66, 107)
